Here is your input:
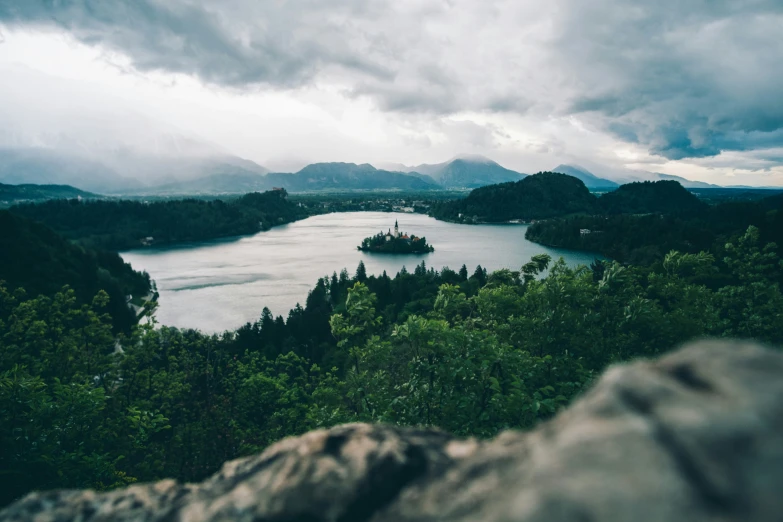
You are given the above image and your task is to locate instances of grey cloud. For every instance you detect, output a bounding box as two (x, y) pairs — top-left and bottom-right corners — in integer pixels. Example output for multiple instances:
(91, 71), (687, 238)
(0, 0), (398, 87)
(556, 0), (783, 159)
(0, 0), (533, 116)
(485, 95), (533, 114)
(438, 120), (506, 149)
(2, 0), (783, 165)
(350, 82), (459, 114)
(691, 147), (783, 172)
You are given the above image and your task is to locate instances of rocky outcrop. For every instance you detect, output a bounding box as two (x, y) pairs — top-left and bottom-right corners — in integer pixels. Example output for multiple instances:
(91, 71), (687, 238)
(4, 340), (783, 522)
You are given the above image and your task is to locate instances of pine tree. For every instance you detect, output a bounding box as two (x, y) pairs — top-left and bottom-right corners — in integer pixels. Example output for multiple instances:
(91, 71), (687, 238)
(355, 261), (367, 282)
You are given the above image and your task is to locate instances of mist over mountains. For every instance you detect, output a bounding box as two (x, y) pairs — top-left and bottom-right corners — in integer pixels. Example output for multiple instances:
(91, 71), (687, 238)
(0, 65), (748, 195)
(148, 162), (438, 195)
(551, 165), (618, 189)
(0, 146), (748, 196)
(382, 155), (526, 188)
(0, 65), (275, 194)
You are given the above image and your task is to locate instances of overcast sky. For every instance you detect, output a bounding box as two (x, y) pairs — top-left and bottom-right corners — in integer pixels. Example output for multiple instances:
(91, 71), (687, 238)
(1, 0), (782, 185)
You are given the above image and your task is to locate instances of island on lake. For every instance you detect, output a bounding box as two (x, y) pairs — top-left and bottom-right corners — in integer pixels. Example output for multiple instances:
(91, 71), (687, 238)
(358, 220), (434, 253)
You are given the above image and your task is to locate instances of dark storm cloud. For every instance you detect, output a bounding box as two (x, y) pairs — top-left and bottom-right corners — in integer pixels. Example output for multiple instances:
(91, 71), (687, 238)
(2, 0), (783, 163)
(0, 0), (396, 86)
(557, 0), (783, 159)
(0, 0), (526, 116)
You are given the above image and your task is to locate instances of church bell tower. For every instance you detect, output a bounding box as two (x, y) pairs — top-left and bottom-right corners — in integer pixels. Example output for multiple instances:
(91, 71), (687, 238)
(394, 220), (399, 237)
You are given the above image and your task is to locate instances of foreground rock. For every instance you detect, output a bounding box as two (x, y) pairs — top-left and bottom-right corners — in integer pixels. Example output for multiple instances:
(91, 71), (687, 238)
(3, 340), (783, 522)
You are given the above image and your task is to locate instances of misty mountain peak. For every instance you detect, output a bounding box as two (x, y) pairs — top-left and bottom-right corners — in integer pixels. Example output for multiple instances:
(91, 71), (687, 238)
(450, 154), (497, 165)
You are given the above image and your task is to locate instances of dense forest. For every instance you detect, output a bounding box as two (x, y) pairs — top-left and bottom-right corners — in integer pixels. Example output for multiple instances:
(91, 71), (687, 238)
(430, 172), (598, 223)
(431, 175), (719, 224)
(0, 210), (150, 332)
(10, 189), (312, 250)
(2, 208), (782, 506)
(527, 190), (783, 265)
(598, 180), (707, 215)
(0, 182), (97, 207)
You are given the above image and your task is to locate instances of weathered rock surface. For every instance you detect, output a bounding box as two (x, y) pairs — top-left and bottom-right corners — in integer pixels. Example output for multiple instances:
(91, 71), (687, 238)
(3, 340), (783, 522)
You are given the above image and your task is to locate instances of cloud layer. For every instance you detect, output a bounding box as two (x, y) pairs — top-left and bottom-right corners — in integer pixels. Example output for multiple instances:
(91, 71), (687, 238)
(1, 0), (782, 164)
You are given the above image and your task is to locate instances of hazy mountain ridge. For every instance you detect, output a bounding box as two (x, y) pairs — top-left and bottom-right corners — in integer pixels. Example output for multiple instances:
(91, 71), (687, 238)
(608, 169), (721, 189)
(0, 147), (272, 195)
(0, 65), (271, 194)
(0, 148), (142, 194)
(381, 155), (526, 188)
(551, 164), (618, 189)
(0, 137), (751, 196)
(271, 162), (438, 191)
(142, 162), (438, 195)
(550, 164), (723, 189)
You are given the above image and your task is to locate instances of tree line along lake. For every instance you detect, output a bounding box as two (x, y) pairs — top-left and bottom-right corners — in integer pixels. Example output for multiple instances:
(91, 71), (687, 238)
(120, 212), (602, 332)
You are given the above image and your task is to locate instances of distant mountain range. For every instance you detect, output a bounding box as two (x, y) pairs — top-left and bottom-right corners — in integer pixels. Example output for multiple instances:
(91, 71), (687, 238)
(147, 162), (437, 195)
(155, 156), (524, 194)
(615, 171), (721, 189)
(3, 145), (775, 197)
(382, 155), (526, 188)
(549, 164), (725, 189)
(550, 165), (618, 189)
(129, 156), (526, 194)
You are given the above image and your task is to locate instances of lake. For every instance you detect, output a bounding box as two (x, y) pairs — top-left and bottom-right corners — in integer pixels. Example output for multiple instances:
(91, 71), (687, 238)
(121, 212), (601, 332)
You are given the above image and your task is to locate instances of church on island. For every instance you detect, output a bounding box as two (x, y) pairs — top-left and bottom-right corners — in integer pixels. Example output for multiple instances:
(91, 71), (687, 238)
(358, 220), (434, 254)
(385, 220), (411, 242)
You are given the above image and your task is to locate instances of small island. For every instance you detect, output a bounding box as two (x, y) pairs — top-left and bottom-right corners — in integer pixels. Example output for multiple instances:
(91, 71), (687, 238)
(358, 220), (434, 253)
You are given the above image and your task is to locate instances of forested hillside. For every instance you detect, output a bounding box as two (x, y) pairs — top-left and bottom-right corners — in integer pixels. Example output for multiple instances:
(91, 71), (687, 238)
(0, 210), (150, 332)
(598, 180), (707, 215)
(431, 172), (598, 223)
(0, 182), (97, 207)
(10, 189), (312, 250)
(527, 194), (783, 265)
(3, 220), (782, 506)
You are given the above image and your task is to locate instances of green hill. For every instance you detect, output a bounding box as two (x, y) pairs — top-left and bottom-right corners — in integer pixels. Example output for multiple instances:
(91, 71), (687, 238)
(0, 210), (151, 332)
(0, 182), (97, 207)
(599, 180), (707, 215)
(10, 189), (310, 251)
(431, 172), (598, 223)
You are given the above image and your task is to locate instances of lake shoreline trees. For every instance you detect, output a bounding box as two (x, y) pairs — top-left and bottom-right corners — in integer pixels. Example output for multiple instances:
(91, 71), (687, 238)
(3, 216), (783, 506)
(2, 180), (783, 508)
(10, 189), (314, 251)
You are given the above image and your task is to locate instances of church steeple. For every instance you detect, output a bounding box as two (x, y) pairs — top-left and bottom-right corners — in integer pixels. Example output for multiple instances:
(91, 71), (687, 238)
(394, 220), (399, 237)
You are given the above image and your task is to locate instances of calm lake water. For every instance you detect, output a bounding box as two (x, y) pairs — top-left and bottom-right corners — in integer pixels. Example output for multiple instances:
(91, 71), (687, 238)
(121, 212), (601, 332)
